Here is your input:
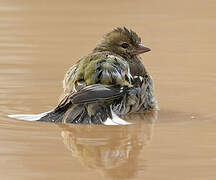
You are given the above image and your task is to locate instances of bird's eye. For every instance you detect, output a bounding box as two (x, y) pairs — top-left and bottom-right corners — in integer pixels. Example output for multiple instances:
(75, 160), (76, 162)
(121, 43), (129, 49)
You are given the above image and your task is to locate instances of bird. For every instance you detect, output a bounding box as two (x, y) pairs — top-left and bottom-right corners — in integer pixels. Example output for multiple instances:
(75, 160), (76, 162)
(9, 27), (158, 125)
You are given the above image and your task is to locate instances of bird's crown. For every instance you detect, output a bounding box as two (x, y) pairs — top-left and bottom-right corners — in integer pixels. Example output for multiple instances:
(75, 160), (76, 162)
(103, 27), (141, 46)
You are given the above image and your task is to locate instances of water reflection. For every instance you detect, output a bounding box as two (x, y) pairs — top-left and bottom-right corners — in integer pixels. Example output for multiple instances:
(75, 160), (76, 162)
(58, 111), (157, 179)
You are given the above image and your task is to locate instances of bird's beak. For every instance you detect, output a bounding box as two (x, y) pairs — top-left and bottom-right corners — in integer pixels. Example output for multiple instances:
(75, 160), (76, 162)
(133, 44), (151, 55)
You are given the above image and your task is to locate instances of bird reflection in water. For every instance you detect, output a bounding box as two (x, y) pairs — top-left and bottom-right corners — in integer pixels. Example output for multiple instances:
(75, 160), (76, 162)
(58, 110), (157, 179)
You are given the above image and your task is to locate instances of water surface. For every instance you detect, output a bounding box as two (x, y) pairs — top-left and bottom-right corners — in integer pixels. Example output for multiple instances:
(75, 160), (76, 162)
(0, 0), (216, 179)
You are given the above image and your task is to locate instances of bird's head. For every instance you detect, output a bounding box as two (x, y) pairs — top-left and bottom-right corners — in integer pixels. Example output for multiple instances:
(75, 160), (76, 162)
(93, 27), (151, 59)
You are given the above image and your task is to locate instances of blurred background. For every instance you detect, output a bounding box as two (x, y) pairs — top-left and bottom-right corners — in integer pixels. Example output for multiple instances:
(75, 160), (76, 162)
(0, 0), (216, 179)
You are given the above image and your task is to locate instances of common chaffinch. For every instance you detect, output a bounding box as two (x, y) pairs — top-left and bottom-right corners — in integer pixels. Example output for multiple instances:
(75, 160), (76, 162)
(38, 27), (157, 124)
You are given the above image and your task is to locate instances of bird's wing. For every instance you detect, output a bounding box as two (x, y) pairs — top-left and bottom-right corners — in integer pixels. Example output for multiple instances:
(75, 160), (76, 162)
(54, 55), (134, 120)
(56, 84), (128, 111)
(50, 84), (129, 124)
(57, 54), (133, 109)
(70, 84), (128, 104)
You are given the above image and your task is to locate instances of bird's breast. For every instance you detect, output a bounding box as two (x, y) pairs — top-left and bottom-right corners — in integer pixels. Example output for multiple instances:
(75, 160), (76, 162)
(128, 59), (147, 77)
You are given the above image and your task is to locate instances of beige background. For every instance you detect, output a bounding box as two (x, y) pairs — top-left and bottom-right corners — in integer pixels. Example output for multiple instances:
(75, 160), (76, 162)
(0, 0), (216, 179)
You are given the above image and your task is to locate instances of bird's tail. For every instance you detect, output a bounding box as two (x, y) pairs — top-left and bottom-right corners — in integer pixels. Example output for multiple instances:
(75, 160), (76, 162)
(8, 102), (71, 123)
(8, 107), (130, 125)
(39, 103), (130, 125)
(8, 110), (52, 122)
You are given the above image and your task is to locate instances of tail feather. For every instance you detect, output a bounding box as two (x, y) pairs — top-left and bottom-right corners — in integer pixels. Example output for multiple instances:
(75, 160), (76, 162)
(8, 110), (52, 121)
(8, 107), (131, 125)
(38, 103), (72, 123)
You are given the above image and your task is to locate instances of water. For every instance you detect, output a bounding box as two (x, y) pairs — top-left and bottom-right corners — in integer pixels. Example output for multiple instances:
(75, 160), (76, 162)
(1, 0), (216, 179)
